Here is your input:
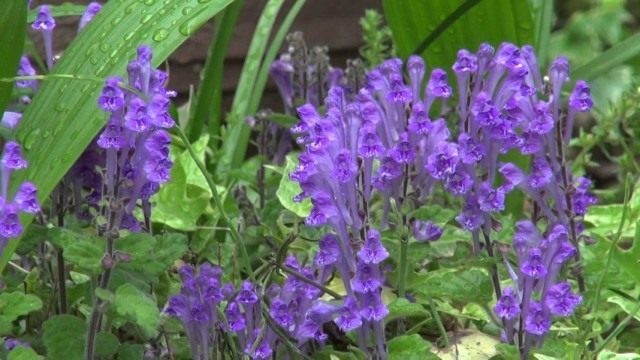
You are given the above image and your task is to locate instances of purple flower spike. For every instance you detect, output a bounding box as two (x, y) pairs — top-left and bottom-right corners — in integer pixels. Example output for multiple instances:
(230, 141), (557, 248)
(98, 77), (125, 112)
(358, 128), (384, 158)
(545, 282), (582, 316)
(524, 301), (551, 336)
(237, 281), (259, 304)
(569, 81), (593, 112)
(226, 301), (246, 332)
(389, 132), (415, 164)
(17, 56), (37, 89)
(145, 130), (172, 155)
(2, 142), (28, 170)
(32, 5), (55, 31)
(124, 97), (150, 132)
(358, 229), (389, 264)
(426, 142), (459, 180)
(521, 247), (547, 279)
(494, 287), (520, 320)
(332, 149), (358, 183)
(359, 291), (389, 321)
(144, 155), (173, 183)
(315, 234), (340, 266)
(529, 157), (552, 189)
(413, 220), (442, 242)
(478, 182), (505, 213)
(352, 261), (383, 293)
(14, 182), (40, 214)
(408, 102), (432, 135)
(427, 69), (452, 98)
(97, 119), (126, 149)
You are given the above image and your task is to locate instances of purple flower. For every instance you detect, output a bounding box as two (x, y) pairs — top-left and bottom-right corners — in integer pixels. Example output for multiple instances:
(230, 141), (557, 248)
(478, 182), (505, 213)
(407, 103), (432, 135)
(545, 282), (582, 316)
(226, 301), (246, 332)
(332, 149), (358, 183)
(97, 119), (126, 149)
(237, 281), (259, 304)
(389, 132), (415, 164)
(2, 142), (28, 170)
(373, 156), (402, 189)
(358, 229), (389, 264)
(444, 168), (473, 195)
(524, 301), (551, 336)
(413, 220), (442, 242)
(358, 128), (385, 158)
(499, 163), (525, 191)
(386, 73), (411, 104)
(352, 261), (383, 293)
(426, 142), (459, 179)
(427, 69), (452, 98)
(452, 49), (478, 74)
(78, 2), (102, 30)
(335, 296), (363, 331)
(145, 130), (171, 156)
(527, 102), (554, 134)
(0, 203), (22, 239)
(270, 299), (295, 328)
(16, 56), (37, 89)
(359, 291), (388, 321)
(124, 97), (150, 132)
(1, 112), (22, 129)
(14, 182), (40, 214)
(32, 5), (55, 31)
(494, 287), (520, 320)
(143, 154), (172, 183)
(458, 133), (485, 164)
(521, 248), (547, 279)
(569, 80), (593, 112)
(98, 77), (125, 112)
(314, 235), (340, 266)
(148, 93), (175, 128)
(529, 157), (552, 189)
(471, 92), (500, 126)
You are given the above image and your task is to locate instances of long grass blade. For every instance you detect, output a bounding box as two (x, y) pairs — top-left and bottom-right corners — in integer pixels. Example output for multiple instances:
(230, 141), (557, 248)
(0, 0), (27, 114)
(573, 32), (640, 81)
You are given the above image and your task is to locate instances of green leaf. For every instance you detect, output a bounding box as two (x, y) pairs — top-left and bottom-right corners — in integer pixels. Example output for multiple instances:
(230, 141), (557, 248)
(217, 0), (285, 173)
(0, 292), (43, 332)
(382, 0), (533, 67)
(276, 154), (311, 217)
(49, 228), (104, 274)
(573, 32), (640, 81)
(117, 344), (145, 360)
(434, 331), (499, 359)
(533, 0), (553, 68)
(95, 332), (120, 359)
(0, 0), (27, 114)
(117, 232), (187, 277)
(43, 315), (85, 360)
(409, 268), (493, 303)
(27, 3), (87, 22)
(152, 135), (214, 230)
(1, 0), (234, 273)
(113, 283), (161, 337)
(596, 350), (640, 360)
(388, 334), (437, 360)
(7, 347), (44, 360)
(607, 295), (640, 322)
(386, 298), (429, 323)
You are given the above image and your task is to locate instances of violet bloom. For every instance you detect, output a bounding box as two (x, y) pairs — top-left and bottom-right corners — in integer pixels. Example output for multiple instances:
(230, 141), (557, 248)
(1, 112), (22, 129)
(32, 5), (56, 70)
(78, 2), (102, 31)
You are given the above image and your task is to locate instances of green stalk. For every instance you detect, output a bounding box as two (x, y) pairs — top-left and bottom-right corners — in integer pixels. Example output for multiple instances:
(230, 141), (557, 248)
(186, 0), (245, 144)
(594, 298), (640, 354)
(428, 298), (449, 348)
(175, 126), (255, 281)
(397, 235), (409, 299)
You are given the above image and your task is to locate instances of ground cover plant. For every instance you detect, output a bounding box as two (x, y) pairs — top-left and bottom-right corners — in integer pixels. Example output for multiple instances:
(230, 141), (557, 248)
(0, 0), (639, 359)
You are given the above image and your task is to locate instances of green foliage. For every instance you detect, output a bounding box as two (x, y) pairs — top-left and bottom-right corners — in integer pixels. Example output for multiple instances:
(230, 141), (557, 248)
(0, 0), (27, 115)
(7, 347), (44, 360)
(42, 315), (85, 360)
(359, 9), (394, 68)
(117, 232), (188, 278)
(0, 292), (43, 333)
(49, 228), (103, 274)
(27, 3), (86, 22)
(386, 298), (429, 323)
(409, 268), (494, 303)
(277, 154), (312, 217)
(382, 0), (533, 67)
(113, 283), (161, 337)
(0, 0), (234, 273)
(388, 334), (437, 360)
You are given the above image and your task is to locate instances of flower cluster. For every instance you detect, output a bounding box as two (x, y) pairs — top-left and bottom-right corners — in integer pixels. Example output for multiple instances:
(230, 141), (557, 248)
(0, 141), (40, 256)
(82, 45), (176, 232)
(495, 222), (582, 356)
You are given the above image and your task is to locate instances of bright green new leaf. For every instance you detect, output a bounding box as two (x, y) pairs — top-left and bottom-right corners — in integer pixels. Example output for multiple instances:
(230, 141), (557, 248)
(1, 0), (234, 273)
(0, 0), (27, 115)
(49, 228), (104, 274)
(117, 232), (187, 277)
(7, 347), (44, 360)
(597, 350), (640, 360)
(114, 283), (161, 338)
(388, 334), (437, 360)
(43, 315), (85, 360)
(0, 292), (43, 333)
(276, 154), (311, 218)
(409, 268), (493, 303)
(386, 298), (429, 323)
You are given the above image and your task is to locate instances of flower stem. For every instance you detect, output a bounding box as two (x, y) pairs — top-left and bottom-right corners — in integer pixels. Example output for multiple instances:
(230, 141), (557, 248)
(428, 298), (448, 348)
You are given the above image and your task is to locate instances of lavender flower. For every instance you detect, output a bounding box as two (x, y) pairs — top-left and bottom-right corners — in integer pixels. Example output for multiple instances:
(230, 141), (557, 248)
(78, 2), (102, 31)
(31, 5), (55, 70)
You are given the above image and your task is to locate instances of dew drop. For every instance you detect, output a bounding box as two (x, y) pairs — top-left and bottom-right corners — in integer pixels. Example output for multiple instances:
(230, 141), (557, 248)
(42, 130), (51, 140)
(99, 43), (109, 53)
(197, 0), (211, 3)
(178, 22), (193, 36)
(143, 0), (155, 5)
(152, 28), (169, 42)
(111, 16), (123, 26)
(89, 57), (99, 65)
(124, 3), (136, 14)
(182, 6), (193, 15)
(23, 128), (42, 150)
(124, 31), (136, 41)
(141, 14), (153, 24)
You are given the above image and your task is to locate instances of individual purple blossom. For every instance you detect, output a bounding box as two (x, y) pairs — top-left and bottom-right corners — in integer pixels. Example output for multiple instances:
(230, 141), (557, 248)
(524, 301), (551, 336)
(335, 296), (363, 331)
(0, 203), (22, 239)
(413, 220), (442, 242)
(521, 247), (547, 279)
(78, 2), (102, 31)
(98, 77), (125, 112)
(16, 56), (37, 90)
(358, 290), (389, 322)
(31, 5), (55, 31)
(13, 182), (40, 214)
(1, 112), (22, 129)
(494, 287), (520, 320)
(2, 142), (27, 170)
(357, 229), (389, 264)
(545, 282), (582, 316)
(477, 182), (505, 213)
(426, 69), (452, 98)
(426, 142), (459, 179)
(568, 81), (593, 112)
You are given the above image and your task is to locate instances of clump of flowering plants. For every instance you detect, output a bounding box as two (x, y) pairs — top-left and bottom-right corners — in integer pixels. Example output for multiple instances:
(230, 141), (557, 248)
(1, 1), (639, 359)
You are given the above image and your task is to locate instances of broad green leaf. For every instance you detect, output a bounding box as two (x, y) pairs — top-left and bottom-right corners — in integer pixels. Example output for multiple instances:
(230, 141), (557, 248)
(152, 135), (214, 230)
(585, 205), (632, 238)
(0, 292), (43, 332)
(42, 315), (85, 360)
(388, 334), (437, 360)
(0, 0), (27, 115)
(217, 0), (285, 172)
(409, 268), (493, 303)
(117, 232), (187, 277)
(49, 228), (104, 274)
(382, 0), (533, 65)
(1, 0), (234, 273)
(386, 298), (428, 323)
(597, 351), (640, 360)
(276, 154), (311, 217)
(27, 3), (87, 22)
(434, 331), (499, 360)
(533, 0), (553, 68)
(96, 332), (120, 358)
(7, 347), (44, 360)
(114, 283), (161, 337)
(607, 295), (640, 322)
(117, 344), (145, 360)
(313, 347), (366, 360)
